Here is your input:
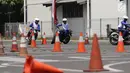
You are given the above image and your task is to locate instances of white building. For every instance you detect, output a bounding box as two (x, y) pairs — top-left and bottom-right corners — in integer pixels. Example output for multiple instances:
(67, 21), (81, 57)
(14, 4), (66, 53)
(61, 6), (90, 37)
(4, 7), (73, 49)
(27, 0), (125, 38)
(126, 0), (130, 23)
(27, 0), (52, 38)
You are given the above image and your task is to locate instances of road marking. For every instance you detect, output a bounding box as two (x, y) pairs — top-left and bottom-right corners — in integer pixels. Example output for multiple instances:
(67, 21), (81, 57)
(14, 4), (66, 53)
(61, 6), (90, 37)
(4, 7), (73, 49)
(34, 54), (63, 57)
(59, 68), (83, 72)
(33, 54), (121, 57)
(104, 61), (130, 72)
(1, 63), (10, 66)
(0, 57), (59, 63)
(0, 57), (88, 63)
(68, 57), (130, 60)
(0, 65), (6, 67)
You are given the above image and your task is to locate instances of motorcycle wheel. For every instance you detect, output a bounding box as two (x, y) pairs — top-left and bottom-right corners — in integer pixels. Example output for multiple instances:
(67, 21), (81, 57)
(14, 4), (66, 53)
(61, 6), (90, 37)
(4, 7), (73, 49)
(109, 32), (118, 45)
(63, 36), (70, 44)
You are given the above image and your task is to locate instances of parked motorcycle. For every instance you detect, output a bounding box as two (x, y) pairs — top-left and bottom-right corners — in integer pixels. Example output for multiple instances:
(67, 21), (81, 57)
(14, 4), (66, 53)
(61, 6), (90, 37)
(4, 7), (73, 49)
(108, 27), (130, 45)
(51, 28), (72, 44)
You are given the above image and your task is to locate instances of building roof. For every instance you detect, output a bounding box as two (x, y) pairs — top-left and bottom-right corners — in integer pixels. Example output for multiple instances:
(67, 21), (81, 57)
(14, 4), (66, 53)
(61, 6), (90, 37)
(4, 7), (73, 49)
(43, 0), (86, 7)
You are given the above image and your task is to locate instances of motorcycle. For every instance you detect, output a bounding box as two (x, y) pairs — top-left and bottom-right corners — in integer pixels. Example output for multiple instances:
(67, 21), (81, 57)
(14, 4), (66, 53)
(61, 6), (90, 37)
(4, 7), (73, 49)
(27, 29), (38, 45)
(108, 27), (130, 45)
(51, 28), (72, 44)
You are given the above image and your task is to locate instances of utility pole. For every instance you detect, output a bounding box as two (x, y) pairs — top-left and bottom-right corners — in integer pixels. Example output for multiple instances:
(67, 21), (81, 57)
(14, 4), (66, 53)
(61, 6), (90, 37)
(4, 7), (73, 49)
(89, 0), (91, 37)
(24, 0), (27, 25)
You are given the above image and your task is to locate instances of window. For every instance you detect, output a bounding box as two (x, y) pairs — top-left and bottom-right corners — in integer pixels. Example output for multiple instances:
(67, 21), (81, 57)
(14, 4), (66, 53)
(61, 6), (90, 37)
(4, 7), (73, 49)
(63, 3), (83, 18)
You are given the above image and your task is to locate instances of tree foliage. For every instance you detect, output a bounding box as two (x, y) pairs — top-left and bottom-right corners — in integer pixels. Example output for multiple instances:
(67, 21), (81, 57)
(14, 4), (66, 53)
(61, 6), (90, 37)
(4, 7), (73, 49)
(0, 0), (23, 5)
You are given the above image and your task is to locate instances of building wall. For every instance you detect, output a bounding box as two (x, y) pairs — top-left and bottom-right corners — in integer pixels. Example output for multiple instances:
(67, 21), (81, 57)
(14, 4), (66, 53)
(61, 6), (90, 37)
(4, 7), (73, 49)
(27, 0), (53, 37)
(27, 0), (125, 38)
(56, 4), (87, 37)
(89, 0), (124, 37)
(126, 0), (130, 23)
(91, 0), (122, 19)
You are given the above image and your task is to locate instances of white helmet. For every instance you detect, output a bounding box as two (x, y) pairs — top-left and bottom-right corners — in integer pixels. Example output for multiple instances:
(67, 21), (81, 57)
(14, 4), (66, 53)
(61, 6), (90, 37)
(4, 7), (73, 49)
(34, 18), (40, 21)
(62, 18), (67, 21)
(123, 15), (128, 19)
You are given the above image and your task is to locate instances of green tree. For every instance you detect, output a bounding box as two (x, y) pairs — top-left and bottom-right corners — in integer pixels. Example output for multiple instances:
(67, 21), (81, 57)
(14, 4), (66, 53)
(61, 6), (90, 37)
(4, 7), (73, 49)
(0, 0), (23, 5)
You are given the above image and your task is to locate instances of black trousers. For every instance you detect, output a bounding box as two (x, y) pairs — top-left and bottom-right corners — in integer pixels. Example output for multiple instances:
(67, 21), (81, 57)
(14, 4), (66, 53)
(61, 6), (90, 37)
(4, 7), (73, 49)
(27, 29), (38, 40)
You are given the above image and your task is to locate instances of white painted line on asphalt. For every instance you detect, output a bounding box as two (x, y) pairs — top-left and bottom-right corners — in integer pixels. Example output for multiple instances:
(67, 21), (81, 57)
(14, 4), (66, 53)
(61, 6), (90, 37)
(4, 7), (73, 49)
(0, 65), (6, 67)
(0, 57), (87, 63)
(6, 65), (23, 67)
(33, 54), (121, 57)
(34, 54), (64, 57)
(59, 68), (83, 72)
(104, 61), (130, 72)
(68, 57), (130, 60)
(0, 57), (59, 63)
(69, 57), (89, 60)
(1, 63), (10, 66)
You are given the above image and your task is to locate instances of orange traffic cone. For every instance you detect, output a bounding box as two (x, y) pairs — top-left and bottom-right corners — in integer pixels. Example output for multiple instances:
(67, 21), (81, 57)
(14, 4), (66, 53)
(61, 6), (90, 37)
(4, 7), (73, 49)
(11, 33), (19, 52)
(76, 32), (86, 53)
(31, 31), (36, 48)
(42, 32), (47, 45)
(83, 34), (108, 72)
(19, 33), (28, 57)
(23, 55), (33, 73)
(85, 33), (89, 44)
(52, 32), (63, 52)
(0, 33), (5, 55)
(116, 32), (126, 52)
(23, 55), (63, 73)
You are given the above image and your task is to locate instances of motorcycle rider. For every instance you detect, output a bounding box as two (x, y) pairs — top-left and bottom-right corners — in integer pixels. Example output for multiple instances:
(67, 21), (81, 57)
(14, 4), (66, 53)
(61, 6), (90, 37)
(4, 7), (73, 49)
(51, 18), (69, 44)
(56, 18), (69, 36)
(118, 15), (130, 38)
(27, 18), (40, 41)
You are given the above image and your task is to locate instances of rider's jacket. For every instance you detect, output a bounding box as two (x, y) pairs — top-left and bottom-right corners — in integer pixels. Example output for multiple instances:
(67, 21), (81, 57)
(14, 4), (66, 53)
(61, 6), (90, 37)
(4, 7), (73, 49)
(56, 23), (69, 31)
(118, 20), (128, 29)
(29, 22), (40, 31)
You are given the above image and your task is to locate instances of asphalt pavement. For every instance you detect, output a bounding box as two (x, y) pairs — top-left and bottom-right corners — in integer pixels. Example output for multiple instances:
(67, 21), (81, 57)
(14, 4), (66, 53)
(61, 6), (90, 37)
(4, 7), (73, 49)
(0, 40), (130, 73)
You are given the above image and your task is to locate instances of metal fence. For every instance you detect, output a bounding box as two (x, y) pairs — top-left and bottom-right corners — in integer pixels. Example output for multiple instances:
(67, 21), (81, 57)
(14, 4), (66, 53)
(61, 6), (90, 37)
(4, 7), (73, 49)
(4, 18), (122, 39)
(89, 18), (121, 38)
